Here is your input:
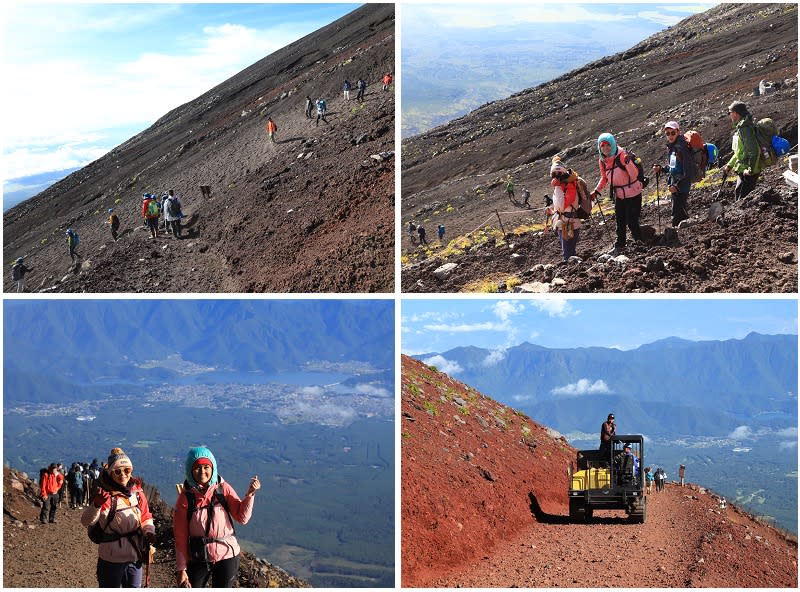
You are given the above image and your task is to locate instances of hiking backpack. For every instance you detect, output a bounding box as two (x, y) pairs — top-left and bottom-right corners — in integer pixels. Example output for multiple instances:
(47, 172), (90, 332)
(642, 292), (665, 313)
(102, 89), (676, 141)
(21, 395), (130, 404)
(165, 197), (180, 218)
(11, 263), (22, 281)
(146, 199), (160, 217)
(72, 232), (80, 247)
(72, 470), (83, 488)
(613, 150), (649, 190)
(754, 118), (779, 167)
(574, 177), (593, 219)
(684, 130), (709, 183)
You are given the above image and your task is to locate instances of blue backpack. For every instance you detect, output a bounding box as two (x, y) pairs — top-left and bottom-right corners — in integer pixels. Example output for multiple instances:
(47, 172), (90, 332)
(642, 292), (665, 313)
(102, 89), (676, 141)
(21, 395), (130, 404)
(772, 135), (790, 157)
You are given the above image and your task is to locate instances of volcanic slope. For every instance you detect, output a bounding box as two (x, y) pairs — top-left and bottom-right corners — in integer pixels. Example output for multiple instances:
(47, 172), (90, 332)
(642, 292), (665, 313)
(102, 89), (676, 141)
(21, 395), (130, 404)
(401, 3), (797, 293)
(3, 467), (309, 588)
(401, 355), (798, 587)
(4, 4), (394, 293)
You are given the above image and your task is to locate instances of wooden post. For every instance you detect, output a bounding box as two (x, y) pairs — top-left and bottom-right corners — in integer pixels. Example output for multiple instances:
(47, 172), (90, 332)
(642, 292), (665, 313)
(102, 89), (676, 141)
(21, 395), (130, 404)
(495, 209), (506, 235)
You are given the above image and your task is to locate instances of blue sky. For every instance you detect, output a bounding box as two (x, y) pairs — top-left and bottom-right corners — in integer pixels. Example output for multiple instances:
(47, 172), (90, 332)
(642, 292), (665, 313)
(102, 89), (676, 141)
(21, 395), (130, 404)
(2, 3), (360, 186)
(402, 298), (799, 357)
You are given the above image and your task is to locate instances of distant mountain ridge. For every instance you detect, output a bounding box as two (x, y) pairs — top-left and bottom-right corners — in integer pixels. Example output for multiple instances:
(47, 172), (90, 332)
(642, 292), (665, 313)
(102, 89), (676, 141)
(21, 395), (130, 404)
(5, 300), (394, 403)
(414, 332), (797, 437)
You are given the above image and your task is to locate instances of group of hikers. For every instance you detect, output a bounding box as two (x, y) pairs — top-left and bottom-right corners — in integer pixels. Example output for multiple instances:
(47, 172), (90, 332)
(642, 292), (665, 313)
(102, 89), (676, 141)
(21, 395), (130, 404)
(542, 100), (784, 261)
(270, 72), (393, 141)
(407, 221), (445, 246)
(38, 446), (261, 588)
(141, 190), (185, 240)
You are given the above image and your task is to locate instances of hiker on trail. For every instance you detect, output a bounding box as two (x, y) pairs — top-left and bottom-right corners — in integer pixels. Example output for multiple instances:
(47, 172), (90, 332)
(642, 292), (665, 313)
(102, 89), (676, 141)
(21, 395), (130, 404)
(417, 224), (427, 245)
(599, 413), (616, 462)
(11, 257), (31, 292)
(343, 79), (352, 100)
(382, 72), (392, 91)
(521, 187), (531, 207)
(315, 97), (328, 126)
(547, 156), (590, 261)
(722, 101), (761, 200)
(356, 78), (367, 102)
(654, 467), (666, 492)
(66, 228), (80, 263)
(68, 463), (85, 509)
(437, 224), (446, 243)
(408, 221), (417, 245)
(590, 132), (643, 255)
(652, 121), (695, 227)
(163, 189), (183, 238)
(645, 466), (654, 494)
(57, 463), (67, 506)
(266, 117), (277, 143)
(679, 464), (686, 487)
(82, 447), (156, 588)
(505, 177), (515, 199)
(174, 446), (261, 588)
(107, 208), (120, 241)
(141, 193), (160, 240)
(305, 95), (313, 119)
(39, 463), (64, 524)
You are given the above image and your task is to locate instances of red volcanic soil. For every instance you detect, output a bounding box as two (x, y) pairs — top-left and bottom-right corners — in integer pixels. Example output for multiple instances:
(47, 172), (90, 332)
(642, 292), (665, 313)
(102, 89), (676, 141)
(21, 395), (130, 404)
(401, 355), (798, 588)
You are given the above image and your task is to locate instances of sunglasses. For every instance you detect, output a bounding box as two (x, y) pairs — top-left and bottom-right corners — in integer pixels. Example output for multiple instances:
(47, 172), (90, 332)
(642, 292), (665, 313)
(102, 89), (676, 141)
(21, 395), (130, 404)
(113, 467), (132, 476)
(664, 130), (678, 137)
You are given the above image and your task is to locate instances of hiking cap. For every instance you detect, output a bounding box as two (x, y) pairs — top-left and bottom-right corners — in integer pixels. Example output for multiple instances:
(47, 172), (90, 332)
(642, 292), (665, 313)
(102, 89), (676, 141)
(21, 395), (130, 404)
(607, 413), (615, 420)
(663, 121), (680, 131)
(728, 101), (749, 117)
(108, 208), (114, 213)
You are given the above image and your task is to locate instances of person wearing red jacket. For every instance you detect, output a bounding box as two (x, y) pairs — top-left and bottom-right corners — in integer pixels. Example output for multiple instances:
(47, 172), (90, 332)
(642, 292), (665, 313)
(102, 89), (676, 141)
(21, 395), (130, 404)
(81, 448), (156, 588)
(39, 463), (65, 524)
(174, 446), (261, 588)
(141, 193), (160, 240)
(266, 117), (278, 143)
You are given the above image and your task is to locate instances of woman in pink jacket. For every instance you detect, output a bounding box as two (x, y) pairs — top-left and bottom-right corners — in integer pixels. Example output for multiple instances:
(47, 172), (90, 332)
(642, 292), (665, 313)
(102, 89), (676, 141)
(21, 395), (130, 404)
(174, 446), (261, 588)
(590, 132), (643, 254)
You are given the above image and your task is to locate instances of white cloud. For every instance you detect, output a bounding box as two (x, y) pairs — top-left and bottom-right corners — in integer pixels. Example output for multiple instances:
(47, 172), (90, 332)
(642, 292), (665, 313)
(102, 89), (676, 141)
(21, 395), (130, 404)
(773, 427), (798, 438)
(424, 322), (506, 333)
(422, 355), (463, 375)
(530, 298), (575, 318)
(482, 348), (507, 367)
(353, 384), (392, 398)
(551, 378), (611, 396)
(511, 394), (534, 403)
(405, 311), (461, 323)
(409, 5), (635, 29)
(779, 440), (798, 450)
(729, 426), (753, 439)
(298, 386), (324, 396)
(492, 300), (524, 322)
(636, 10), (686, 27)
(3, 15), (313, 178)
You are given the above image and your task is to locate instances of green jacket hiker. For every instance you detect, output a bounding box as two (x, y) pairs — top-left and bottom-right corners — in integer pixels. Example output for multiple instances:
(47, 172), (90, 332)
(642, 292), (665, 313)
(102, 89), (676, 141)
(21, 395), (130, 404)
(725, 114), (761, 175)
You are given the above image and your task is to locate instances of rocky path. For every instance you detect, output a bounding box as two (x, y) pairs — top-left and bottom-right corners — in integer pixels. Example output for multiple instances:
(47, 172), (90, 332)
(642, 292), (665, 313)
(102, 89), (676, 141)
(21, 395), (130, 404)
(425, 484), (796, 588)
(3, 501), (174, 588)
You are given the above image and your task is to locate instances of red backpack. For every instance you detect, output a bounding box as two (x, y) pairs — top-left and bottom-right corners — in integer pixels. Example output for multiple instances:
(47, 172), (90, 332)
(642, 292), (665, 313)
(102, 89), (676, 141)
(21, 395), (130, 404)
(684, 130), (708, 183)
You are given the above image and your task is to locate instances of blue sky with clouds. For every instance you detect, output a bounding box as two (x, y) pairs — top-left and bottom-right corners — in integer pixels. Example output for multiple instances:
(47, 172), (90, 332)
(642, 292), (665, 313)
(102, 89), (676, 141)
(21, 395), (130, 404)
(2, 3), (359, 185)
(402, 298), (799, 356)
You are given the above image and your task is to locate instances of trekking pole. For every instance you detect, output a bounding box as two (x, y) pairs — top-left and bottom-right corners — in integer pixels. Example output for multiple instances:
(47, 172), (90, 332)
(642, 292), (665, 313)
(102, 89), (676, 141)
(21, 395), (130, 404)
(655, 171), (661, 234)
(593, 195), (611, 238)
(714, 169), (729, 200)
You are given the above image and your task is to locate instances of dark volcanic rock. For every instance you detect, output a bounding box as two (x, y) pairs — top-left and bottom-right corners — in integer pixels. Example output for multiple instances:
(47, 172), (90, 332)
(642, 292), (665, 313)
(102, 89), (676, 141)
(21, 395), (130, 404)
(401, 3), (797, 293)
(5, 4), (395, 293)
